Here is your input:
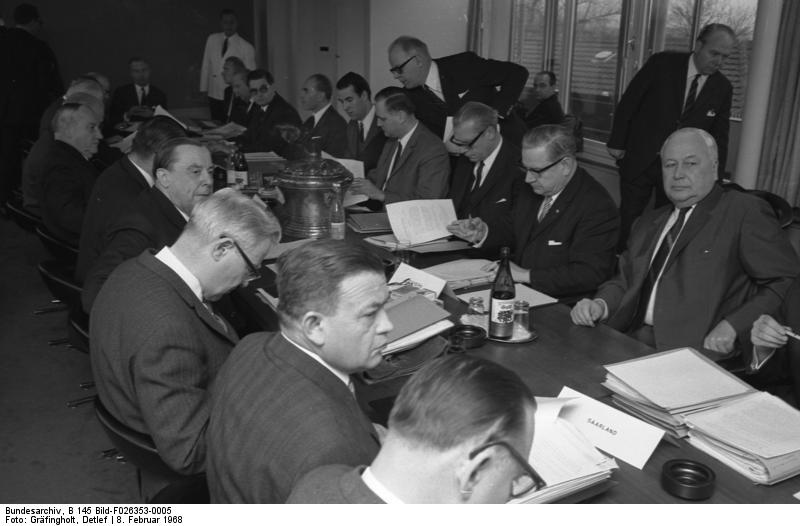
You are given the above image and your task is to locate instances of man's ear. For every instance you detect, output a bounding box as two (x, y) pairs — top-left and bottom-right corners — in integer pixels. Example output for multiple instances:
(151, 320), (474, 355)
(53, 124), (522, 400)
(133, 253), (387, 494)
(454, 447), (493, 503)
(300, 311), (326, 347)
(211, 237), (233, 262)
(155, 167), (170, 187)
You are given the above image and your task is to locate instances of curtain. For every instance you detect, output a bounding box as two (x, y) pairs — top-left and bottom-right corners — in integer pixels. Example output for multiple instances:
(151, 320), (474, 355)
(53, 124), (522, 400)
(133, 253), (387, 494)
(466, 0), (483, 53)
(756, 0), (800, 205)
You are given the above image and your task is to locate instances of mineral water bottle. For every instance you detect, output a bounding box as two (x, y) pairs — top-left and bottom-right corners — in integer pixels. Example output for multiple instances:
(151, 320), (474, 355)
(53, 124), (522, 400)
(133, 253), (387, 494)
(489, 247), (515, 339)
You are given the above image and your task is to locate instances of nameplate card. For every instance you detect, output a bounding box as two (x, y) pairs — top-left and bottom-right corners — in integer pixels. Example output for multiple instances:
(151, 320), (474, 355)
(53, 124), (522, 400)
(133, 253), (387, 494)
(557, 386), (664, 469)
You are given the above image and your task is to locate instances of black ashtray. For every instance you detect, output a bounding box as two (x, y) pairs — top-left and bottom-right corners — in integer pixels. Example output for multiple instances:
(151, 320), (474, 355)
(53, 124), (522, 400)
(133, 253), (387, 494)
(661, 459), (716, 501)
(449, 324), (487, 350)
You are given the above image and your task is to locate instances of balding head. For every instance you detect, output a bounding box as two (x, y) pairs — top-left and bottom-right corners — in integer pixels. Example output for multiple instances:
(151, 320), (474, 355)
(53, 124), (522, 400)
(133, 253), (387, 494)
(62, 93), (104, 123)
(66, 76), (106, 104)
(388, 36), (432, 89)
(660, 128), (719, 208)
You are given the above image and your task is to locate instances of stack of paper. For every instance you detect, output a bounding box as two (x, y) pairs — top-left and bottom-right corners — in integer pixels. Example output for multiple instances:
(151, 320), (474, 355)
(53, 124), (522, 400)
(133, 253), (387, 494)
(456, 284), (557, 309)
(424, 259), (496, 289)
(603, 347), (755, 437)
(347, 213), (392, 234)
(511, 397), (618, 504)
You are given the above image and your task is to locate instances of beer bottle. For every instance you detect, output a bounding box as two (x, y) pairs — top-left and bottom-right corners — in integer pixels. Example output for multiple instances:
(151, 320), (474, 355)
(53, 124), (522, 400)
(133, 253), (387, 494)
(489, 246), (515, 339)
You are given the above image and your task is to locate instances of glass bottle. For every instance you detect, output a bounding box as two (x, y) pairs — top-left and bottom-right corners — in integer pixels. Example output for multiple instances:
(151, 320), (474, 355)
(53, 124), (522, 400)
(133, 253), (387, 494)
(329, 182), (346, 240)
(233, 148), (249, 185)
(489, 247), (515, 339)
(225, 151), (237, 185)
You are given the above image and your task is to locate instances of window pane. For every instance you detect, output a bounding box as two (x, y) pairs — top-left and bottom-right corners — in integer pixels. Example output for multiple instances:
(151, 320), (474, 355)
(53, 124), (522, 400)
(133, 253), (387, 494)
(569, 0), (624, 142)
(511, 0), (546, 74)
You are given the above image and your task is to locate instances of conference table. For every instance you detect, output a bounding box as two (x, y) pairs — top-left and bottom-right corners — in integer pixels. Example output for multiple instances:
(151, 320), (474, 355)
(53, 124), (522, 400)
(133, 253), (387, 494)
(229, 229), (800, 504)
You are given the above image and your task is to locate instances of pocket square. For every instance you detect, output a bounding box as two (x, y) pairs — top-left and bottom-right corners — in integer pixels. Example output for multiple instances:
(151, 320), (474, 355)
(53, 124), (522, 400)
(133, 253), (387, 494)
(706, 110), (716, 117)
(458, 90), (469, 99)
(495, 198), (508, 204)
(547, 240), (563, 246)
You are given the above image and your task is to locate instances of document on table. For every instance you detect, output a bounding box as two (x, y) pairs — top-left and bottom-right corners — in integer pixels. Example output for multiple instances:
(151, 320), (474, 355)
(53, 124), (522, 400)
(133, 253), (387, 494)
(204, 121), (247, 139)
(425, 258), (495, 289)
(456, 283), (557, 308)
(328, 157), (367, 207)
(385, 199), (457, 245)
(389, 263), (446, 297)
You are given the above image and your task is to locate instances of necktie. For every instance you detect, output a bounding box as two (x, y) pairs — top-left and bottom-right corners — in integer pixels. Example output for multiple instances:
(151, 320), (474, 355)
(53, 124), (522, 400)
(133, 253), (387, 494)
(537, 196), (554, 222)
(357, 121), (364, 152)
(683, 74), (700, 115)
(304, 116), (315, 130)
(221, 37), (229, 57)
(471, 161), (485, 193)
(632, 207), (689, 328)
(382, 143), (403, 190)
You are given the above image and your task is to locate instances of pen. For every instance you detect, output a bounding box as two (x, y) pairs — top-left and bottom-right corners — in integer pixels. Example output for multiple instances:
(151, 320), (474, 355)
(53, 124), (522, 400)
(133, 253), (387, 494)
(784, 327), (800, 341)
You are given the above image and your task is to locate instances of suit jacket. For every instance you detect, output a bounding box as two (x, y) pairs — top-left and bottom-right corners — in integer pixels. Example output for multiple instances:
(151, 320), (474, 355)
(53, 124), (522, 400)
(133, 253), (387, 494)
(367, 123), (450, 204)
(344, 115), (387, 172)
(199, 32), (255, 100)
(608, 52), (732, 178)
(524, 94), (565, 129)
(108, 83), (168, 125)
(76, 156), (151, 283)
(483, 167), (619, 300)
(597, 185), (799, 351)
(449, 139), (522, 250)
(280, 105), (348, 160)
(81, 187), (186, 312)
(223, 86), (249, 125)
(40, 139), (99, 245)
(238, 93), (302, 153)
(90, 251), (238, 475)
(207, 332), (380, 503)
(288, 465), (383, 504)
(404, 52), (529, 139)
(762, 277), (800, 403)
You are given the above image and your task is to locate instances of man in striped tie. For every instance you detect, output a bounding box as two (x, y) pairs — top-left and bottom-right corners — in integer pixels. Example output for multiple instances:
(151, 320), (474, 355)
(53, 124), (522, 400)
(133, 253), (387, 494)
(572, 128), (798, 358)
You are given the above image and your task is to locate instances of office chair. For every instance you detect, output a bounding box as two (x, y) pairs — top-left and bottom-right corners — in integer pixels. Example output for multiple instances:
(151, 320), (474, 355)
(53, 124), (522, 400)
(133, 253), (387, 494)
(721, 181), (793, 229)
(35, 226), (79, 265)
(37, 260), (81, 343)
(94, 398), (210, 503)
(5, 199), (42, 233)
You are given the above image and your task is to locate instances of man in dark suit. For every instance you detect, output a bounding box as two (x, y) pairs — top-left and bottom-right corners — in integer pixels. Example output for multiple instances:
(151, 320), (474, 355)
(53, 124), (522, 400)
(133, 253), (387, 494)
(387, 35), (528, 142)
(449, 125), (619, 301)
(108, 57), (168, 127)
(237, 69), (302, 153)
(572, 128), (798, 357)
(39, 102), (103, 245)
(278, 74), (348, 159)
(81, 137), (214, 312)
(222, 57), (250, 125)
(90, 189), (280, 498)
(336, 72), (387, 172)
(608, 23), (735, 251)
(207, 239), (392, 503)
(524, 71), (565, 129)
(76, 116), (186, 283)
(350, 88), (449, 205)
(447, 101), (523, 250)
(288, 355), (538, 504)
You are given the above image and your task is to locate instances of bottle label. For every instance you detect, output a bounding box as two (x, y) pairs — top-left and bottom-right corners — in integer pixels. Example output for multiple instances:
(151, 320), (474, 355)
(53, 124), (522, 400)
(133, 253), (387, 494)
(234, 169), (248, 185)
(226, 169), (237, 185)
(330, 222), (346, 240)
(490, 298), (515, 324)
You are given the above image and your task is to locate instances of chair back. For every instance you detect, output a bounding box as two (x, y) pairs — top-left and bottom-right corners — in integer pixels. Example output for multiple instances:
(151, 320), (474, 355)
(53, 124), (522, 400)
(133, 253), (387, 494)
(36, 226), (79, 265)
(721, 182), (793, 229)
(5, 200), (42, 232)
(37, 260), (82, 308)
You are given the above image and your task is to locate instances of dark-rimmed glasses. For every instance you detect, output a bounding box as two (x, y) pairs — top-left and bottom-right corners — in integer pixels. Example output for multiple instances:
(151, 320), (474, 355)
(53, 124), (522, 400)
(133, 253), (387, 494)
(450, 126), (489, 149)
(223, 235), (261, 283)
(521, 156), (566, 176)
(390, 55), (417, 75)
(468, 440), (546, 498)
(249, 85), (271, 96)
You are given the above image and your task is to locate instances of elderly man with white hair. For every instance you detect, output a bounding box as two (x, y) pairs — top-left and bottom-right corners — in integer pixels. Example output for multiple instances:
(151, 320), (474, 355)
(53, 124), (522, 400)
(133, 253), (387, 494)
(571, 127), (798, 359)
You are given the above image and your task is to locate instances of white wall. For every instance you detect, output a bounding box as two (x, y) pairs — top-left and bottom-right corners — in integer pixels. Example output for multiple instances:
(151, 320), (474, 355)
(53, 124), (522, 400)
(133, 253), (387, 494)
(368, 0), (471, 93)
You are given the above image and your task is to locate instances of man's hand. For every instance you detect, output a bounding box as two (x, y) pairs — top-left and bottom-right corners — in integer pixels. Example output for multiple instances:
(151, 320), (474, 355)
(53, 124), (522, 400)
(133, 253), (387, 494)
(703, 319), (737, 355)
(571, 299), (605, 327)
(751, 314), (789, 349)
(350, 178), (384, 201)
(606, 147), (625, 160)
(447, 217), (487, 244)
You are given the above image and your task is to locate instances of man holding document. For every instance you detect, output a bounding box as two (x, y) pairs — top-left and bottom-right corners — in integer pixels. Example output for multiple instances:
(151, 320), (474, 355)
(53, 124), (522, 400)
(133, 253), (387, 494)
(448, 125), (619, 301)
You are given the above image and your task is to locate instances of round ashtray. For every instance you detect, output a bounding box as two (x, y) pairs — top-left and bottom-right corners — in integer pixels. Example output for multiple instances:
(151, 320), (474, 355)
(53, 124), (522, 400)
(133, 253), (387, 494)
(450, 324), (487, 349)
(661, 459), (716, 501)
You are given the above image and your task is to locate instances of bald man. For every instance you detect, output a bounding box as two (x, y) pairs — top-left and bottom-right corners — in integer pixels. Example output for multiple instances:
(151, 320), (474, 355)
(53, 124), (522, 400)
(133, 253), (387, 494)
(572, 128), (798, 359)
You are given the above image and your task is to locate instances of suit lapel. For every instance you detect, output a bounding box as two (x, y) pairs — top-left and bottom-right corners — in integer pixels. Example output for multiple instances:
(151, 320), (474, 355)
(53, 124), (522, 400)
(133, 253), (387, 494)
(663, 184), (723, 272)
(675, 54), (691, 114)
(121, 156), (150, 192)
(392, 126), (419, 174)
(469, 141), (511, 206)
(151, 188), (188, 232)
(527, 168), (582, 242)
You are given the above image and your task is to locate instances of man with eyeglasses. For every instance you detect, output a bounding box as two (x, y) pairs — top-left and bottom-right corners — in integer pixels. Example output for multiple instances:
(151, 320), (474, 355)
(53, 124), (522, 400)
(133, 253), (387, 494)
(447, 102), (523, 249)
(90, 188), (280, 500)
(236, 68), (301, 153)
(387, 35), (528, 142)
(207, 239), (392, 503)
(289, 354), (541, 503)
(350, 87), (449, 205)
(448, 125), (619, 302)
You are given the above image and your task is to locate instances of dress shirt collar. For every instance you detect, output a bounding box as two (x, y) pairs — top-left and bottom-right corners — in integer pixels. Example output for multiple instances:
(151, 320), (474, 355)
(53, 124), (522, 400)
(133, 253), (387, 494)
(360, 104), (376, 139)
(361, 466), (404, 504)
(476, 135), (503, 186)
(686, 54), (708, 99)
(425, 60), (444, 100)
(398, 122), (418, 150)
(280, 332), (351, 388)
(128, 156), (154, 187)
(312, 103), (332, 128)
(155, 246), (203, 302)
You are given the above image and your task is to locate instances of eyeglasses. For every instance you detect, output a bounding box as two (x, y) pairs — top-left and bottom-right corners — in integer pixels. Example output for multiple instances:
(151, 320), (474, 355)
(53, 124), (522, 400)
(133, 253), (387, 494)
(249, 85), (271, 96)
(521, 156), (566, 176)
(390, 55), (417, 75)
(468, 440), (546, 498)
(223, 235), (261, 283)
(449, 126), (489, 149)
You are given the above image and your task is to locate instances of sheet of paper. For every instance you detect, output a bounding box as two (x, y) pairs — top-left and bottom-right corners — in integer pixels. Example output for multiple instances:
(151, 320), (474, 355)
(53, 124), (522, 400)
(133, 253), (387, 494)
(410, 240), (470, 253)
(334, 158), (364, 179)
(558, 387), (663, 469)
(265, 238), (311, 260)
(456, 284), (557, 308)
(153, 105), (187, 129)
(443, 116), (454, 141)
(204, 121), (247, 139)
(385, 199), (457, 245)
(344, 191), (368, 208)
(389, 263), (446, 297)
(425, 258), (494, 286)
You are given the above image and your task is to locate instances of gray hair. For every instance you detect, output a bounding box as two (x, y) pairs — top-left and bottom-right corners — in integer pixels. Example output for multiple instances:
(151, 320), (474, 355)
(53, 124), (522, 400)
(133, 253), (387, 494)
(661, 127), (718, 165)
(389, 36), (431, 59)
(453, 101), (498, 130)
(522, 124), (577, 159)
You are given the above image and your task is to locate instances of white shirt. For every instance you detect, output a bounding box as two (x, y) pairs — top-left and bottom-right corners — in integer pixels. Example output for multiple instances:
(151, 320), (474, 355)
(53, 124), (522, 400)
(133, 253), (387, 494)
(685, 55), (708, 106)
(425, 61), (445, 101)
(361, 467), (404, 504)
(280, 332), (351, 389)
(312, 103), (332, 128)
(384, 122), (418, 186)
(135, 84), (149, 104)
(360, 105), (376, 140)
(155, 247), (203, 302)
(128, 156), (154, 187)
(475, 135), (503, 188)
(200, 32), (256, 99)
